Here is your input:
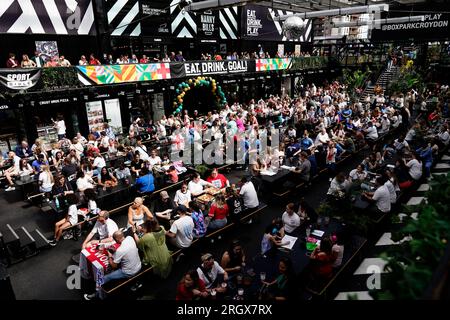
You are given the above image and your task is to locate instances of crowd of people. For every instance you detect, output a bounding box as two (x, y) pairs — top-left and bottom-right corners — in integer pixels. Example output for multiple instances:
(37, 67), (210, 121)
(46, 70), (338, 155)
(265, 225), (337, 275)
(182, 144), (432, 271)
(5, 46), (320, 69)
(1, 65), (449, 300)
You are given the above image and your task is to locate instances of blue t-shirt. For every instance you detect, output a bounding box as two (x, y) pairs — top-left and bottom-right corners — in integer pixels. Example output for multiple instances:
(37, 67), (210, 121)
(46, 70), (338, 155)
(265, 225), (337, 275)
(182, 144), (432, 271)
(136, 173), (155, 193)
(32, 160), (48, 173)
(300, 137), (313, 150)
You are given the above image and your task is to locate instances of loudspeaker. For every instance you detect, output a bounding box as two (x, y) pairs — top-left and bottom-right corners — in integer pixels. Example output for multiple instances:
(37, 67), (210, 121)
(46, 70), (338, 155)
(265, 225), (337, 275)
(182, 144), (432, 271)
(0, 263), (16, 300)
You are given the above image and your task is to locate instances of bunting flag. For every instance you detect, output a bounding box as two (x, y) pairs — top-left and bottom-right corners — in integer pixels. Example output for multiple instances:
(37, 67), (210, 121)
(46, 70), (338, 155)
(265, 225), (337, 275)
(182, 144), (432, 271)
(77, 63), (171, 85)
(255, 58), (292, 72)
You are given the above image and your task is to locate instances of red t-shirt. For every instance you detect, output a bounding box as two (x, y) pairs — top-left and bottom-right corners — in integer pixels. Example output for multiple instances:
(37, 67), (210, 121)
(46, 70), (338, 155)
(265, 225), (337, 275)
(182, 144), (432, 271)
(206, 174), (228, 189)
(167, 170), (179, 183)
(176, 279), (206, 300)
(209, 204), (229, 220)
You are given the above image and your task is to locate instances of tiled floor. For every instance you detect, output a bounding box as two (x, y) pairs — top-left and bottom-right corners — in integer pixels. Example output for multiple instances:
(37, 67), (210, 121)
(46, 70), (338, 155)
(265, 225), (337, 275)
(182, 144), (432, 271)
(353, 258), (388, 275)
(335, 291), (374, 300)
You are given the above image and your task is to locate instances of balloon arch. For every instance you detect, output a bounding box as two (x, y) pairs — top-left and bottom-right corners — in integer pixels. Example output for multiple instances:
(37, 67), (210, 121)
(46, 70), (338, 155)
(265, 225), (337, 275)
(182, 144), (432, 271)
(172, 76), (227, 114)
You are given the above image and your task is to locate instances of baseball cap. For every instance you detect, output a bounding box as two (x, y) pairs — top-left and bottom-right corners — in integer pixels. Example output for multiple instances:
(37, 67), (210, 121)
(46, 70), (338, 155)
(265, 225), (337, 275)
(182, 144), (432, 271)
(160, 191), (169, 199)
(201, 253), (213, 262)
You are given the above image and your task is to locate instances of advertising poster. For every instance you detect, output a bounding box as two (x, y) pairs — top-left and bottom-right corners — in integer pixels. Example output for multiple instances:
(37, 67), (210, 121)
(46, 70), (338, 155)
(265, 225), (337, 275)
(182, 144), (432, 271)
(241, 4), (312, 42)
(197, 10), (219, 38)
(86, 101), (104, 132)
(35, 41), (59, 63)
(141, 0), (171, 37)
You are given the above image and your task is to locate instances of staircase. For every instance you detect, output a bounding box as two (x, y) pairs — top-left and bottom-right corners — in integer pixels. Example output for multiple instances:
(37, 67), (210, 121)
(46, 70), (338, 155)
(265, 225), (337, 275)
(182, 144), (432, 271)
(0, 224), (50, 266)
(359, 66), (400, 104)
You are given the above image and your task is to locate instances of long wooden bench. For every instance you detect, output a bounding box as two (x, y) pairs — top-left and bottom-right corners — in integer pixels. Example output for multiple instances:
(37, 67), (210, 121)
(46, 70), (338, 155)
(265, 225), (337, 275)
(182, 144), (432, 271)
(305, 238), (368, 297)
(101, 204), (268, 296)
(205, 203), (268, 239)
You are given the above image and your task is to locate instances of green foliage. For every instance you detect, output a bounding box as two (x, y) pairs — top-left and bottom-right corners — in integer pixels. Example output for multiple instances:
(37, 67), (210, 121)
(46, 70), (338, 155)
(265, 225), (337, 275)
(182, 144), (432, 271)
(387, 61), (424, 95)
(372, 172), (450, 299)
(342, 67), (371, 101)
(41, 67), (80, 90)
(194, 164), (210, 179)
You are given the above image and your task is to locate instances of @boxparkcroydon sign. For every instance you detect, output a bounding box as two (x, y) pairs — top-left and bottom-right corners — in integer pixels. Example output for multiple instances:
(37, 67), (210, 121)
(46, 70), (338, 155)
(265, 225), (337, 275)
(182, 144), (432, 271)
(184, 60), (249, 76)
(0, 68), (41, 90)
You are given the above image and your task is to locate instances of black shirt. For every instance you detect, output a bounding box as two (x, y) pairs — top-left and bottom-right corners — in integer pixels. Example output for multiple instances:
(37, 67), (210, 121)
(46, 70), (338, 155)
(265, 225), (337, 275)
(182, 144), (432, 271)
(131, 159), (144, 172)
(62, 164), (78, 182)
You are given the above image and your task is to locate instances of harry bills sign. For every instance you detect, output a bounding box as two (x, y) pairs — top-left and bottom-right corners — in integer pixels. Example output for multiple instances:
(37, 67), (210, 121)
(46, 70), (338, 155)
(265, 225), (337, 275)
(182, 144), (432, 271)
(0, 68), (42, 90)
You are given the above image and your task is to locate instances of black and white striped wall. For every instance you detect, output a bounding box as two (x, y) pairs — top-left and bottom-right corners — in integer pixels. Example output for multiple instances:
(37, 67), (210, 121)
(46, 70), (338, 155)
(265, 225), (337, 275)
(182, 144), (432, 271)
(105, 0), (141, 37)
(218, 6), (238, 40)
(0, 0), (95, 35)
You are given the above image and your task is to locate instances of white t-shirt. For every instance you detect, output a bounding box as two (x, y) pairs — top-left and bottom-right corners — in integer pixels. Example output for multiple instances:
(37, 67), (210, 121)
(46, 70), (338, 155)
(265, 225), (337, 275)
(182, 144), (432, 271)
(405, 129), (415, 141)
(113, 236), (142, 276)
(100, 136), (109, 148)
(384, 180), (397, 204)
(135, 145), (149, 161)
(39, 171), (54, 190)
(88, 200), (98, 213)
(93, 156), (106, 170)
(372, 185), (391, 213)
(56, 120), (66, 135)
(188, 179), (208, 195)
(174, 189), (191, 206)
(91, 219), (118, 240)
(282, 211), (301, 234)
(239, 182), (259, 209)
(407, 159), (422, 180)
(366, 126), (378, 140)
(67, 204), (78, 226)
(148, 156), (162, 166)
(169, 215), (194, 248)
(197, 261), (225, 289)
(349, 169), (367, 182)
(76, 176), (94, 192)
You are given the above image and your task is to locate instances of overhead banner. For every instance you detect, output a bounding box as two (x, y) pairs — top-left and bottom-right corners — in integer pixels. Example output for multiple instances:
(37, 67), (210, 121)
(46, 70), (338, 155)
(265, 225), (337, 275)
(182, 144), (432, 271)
(241, 4), (312, 42)
(106, 0), (141, 37)
(197, 10), (219, 39)
(35, 41), (59, 63)
(75, 58), (328, 86)
(141, 0), (171, 37)
(371, 13), (450, 40)
(0, 68), (42, 90)
(0, 0), (95, 35)
(170, 60), (254, 78)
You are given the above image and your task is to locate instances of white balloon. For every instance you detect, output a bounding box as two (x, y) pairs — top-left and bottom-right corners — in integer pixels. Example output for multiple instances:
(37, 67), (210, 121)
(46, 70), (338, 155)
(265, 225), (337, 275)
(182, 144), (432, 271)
(282, 16), (305, 40)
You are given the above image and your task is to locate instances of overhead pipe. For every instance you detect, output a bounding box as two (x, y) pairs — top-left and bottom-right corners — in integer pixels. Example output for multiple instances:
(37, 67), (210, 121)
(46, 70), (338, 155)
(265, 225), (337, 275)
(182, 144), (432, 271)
(331, 15), (425, 28)
(274, 3), (389, 21)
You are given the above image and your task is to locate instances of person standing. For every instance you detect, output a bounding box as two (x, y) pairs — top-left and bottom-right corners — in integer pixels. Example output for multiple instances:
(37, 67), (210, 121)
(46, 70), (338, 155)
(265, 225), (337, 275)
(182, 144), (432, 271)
(53, 116), (66, 140)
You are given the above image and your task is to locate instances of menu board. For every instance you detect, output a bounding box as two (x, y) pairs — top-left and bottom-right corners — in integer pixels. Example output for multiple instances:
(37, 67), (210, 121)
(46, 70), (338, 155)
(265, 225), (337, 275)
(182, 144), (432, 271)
(86, 101), (104, 132)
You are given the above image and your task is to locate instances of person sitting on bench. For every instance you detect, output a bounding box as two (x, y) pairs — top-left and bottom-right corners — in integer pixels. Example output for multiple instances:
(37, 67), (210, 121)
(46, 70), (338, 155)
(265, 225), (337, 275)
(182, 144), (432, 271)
(4, 151), (21, 192)
(220, 239), (246, 274)
(188, 173), (215, 197)
(239, 176), (259, 213)
(176, 269), (209, 300)
(154, 191), (176, 229)
(165, 205), (194, 249)
(49, 193), (79, 246)
(197, 253), (229, 294)
(362, 176), (391, 216)
(206, 168), (230, 190)
(84, 230), (142, 300)
(207, 194), (229, 230)
(98, 167), (118, 190)
(81, 210), (119, 249)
